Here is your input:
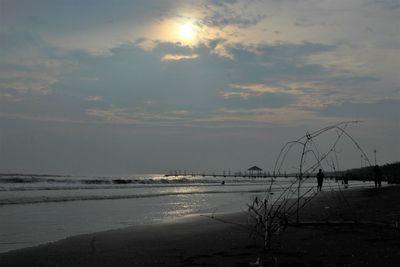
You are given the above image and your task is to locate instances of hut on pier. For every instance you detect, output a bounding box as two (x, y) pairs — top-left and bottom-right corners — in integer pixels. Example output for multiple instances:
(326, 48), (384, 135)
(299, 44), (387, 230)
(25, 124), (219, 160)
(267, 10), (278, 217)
(248, 166), (263, 177)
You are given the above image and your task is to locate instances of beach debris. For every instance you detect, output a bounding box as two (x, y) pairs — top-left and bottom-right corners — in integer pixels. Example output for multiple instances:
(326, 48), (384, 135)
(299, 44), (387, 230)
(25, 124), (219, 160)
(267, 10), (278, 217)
(208, 122), (375, 253)
(245, 121), (373, 250)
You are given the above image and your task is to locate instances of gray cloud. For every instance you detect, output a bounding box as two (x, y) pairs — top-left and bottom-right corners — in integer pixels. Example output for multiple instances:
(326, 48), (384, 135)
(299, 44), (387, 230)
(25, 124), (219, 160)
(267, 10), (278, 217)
(0, 29), (74, 94)
(204, 11), (265, 28)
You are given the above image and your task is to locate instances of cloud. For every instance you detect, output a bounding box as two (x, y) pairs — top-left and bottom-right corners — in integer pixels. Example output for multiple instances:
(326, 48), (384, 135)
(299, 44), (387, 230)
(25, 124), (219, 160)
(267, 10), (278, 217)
(0, 69), (59, 94)
(44, 23), (137, 56)
(3, 0), (396, 65)
(86, 107), (192, 125)
(0, 30), (74, 94)
(221, 83), (290, 102)
(84, 104), (332, 127)
(203, 107), (324, 125)
(3, 0), (185, 56)
(2, 1), (398, 127)
(61, 39), (392, 125)
(86, 108), (136, 124)
(228, 83), (286, 95)
(202, 0), (266, 28)
(6, 1), (264, 58)
(161, 53), (199, 61)
(0, 92), (21, 102)
(171, 110), (190, 115)
(208, 41), (234, 59)
(0, 0), (398, 174)
(222, 81), (324, 109)
(86, 96), (103, 101)
(0, 92), (94, 124)
(0, 111), (85, 124)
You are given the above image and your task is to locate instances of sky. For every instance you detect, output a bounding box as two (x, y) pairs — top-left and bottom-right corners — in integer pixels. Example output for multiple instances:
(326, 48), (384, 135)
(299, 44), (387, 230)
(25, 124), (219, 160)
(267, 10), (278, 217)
(0, 0), (399, 175)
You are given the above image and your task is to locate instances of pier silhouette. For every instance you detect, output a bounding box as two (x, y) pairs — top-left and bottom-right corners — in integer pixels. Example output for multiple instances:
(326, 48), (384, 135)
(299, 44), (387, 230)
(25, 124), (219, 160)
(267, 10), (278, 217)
(164, 169), (287, 179)
(164, 172), (274, 178)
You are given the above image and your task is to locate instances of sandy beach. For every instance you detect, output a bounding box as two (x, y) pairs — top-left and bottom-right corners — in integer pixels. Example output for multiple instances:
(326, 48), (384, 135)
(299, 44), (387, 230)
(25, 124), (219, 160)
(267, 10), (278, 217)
(1, 185), (400, 266)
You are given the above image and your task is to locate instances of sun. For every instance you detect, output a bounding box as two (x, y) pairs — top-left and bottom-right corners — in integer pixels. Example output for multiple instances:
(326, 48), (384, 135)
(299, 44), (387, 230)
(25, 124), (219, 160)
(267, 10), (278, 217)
(179, 23), (196, 41)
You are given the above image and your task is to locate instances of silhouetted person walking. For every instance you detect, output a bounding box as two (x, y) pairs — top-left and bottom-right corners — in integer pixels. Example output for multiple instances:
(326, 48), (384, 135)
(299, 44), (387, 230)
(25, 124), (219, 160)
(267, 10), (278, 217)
(317, 169), (324, 191)
(374, 165), (382, 189)
(343, 172), (349, 189)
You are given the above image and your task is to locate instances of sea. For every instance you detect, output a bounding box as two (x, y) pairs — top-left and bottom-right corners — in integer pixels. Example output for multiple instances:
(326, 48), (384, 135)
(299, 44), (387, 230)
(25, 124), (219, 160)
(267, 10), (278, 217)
(0, 173), (375, 253)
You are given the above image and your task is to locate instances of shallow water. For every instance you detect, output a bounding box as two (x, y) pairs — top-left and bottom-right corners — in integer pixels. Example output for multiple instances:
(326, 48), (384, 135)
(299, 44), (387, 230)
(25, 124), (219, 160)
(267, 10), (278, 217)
(0, 174), (374, 253)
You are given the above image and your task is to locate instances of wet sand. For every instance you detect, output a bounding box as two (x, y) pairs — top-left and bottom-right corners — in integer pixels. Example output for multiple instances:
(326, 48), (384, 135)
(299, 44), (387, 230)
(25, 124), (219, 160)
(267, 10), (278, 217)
(1, 185), (400, 266)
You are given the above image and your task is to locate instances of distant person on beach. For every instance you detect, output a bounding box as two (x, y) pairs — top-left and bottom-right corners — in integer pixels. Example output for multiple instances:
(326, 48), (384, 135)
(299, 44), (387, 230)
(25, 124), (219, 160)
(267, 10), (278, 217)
(344, 173), (349, 189)
(374, 165), (382, 189)
(317, 169), (324, 191)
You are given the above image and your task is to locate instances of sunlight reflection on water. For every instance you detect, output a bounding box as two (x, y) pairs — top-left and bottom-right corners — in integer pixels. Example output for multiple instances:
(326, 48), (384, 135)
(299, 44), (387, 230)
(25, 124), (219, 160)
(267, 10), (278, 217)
(0, 179), (375, 253)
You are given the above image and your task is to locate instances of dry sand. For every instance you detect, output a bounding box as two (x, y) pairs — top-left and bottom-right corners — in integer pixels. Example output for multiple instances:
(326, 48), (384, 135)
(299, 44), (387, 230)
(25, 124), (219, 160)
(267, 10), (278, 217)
(1, 185), (400, 266)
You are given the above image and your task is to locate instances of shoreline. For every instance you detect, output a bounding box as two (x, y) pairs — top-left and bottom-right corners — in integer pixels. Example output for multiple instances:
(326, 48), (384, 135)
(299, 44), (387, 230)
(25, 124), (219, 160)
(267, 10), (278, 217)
(0, 181), (374, 254)
(1, 185), (400, 266)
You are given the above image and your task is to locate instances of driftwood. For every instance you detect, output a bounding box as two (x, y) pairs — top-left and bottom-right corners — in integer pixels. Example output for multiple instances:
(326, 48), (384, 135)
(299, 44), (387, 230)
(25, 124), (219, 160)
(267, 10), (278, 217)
(209, 122), (389, 250)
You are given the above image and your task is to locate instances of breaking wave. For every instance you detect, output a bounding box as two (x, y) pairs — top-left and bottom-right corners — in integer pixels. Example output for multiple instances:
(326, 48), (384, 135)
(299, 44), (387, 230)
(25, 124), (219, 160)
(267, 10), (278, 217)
(0, 173), (273, 192)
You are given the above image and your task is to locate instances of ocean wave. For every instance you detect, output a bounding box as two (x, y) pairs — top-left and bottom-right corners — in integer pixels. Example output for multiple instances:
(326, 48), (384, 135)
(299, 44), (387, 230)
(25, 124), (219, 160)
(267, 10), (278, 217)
(0, 181), (374, 205)
(0, 189), (268, 206)
(0, 175), (273, 191)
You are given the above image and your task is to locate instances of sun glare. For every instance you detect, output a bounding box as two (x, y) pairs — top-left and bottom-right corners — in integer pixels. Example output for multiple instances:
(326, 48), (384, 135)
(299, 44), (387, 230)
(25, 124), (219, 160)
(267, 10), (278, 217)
(179, 23), (196, 41)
